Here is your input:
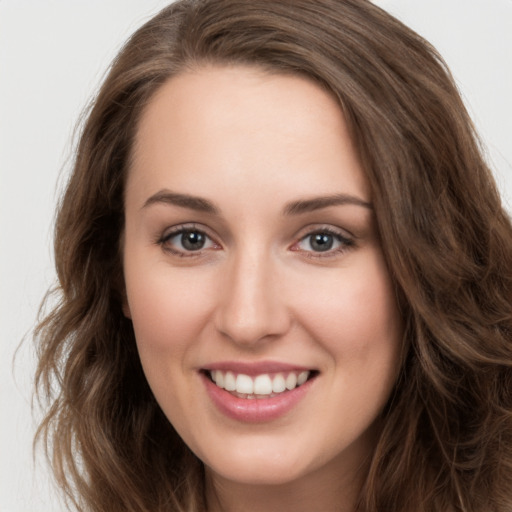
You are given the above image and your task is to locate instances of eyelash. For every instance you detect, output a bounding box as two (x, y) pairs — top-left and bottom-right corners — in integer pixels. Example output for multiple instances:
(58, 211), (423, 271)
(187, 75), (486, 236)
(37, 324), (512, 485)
(291, 227), (355, 259)
(157, 224), (220, 257)
(156, 224), (355, 259)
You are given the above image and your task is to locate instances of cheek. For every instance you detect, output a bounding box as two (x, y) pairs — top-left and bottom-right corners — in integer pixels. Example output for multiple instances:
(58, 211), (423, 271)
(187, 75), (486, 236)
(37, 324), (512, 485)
(293, 251), (402, 363)
(124, 262), (219, 422)
(124, 260), (217, 356)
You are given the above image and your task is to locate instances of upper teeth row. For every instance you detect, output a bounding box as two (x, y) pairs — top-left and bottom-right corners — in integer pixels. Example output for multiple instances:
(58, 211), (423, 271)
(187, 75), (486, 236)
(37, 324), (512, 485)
(209, 370), (310, 395)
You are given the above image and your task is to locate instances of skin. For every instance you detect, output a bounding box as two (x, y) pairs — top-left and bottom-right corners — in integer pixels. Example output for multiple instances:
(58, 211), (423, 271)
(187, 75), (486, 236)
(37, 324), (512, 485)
(123, 65), (403, 512)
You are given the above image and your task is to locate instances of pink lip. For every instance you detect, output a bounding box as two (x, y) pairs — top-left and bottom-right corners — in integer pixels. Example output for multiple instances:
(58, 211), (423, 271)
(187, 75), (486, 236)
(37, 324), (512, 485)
(201, 366), (316, 423)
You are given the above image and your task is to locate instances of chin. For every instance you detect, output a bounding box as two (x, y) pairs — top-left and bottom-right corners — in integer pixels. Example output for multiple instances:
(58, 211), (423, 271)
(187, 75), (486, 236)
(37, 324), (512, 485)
(209, 460), (307, 487)
(198, 438), (319, 487)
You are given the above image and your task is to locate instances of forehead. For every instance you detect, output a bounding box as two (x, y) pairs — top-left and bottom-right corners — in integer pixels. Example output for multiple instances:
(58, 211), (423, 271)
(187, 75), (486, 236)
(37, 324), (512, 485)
(128, 65), (370, 208)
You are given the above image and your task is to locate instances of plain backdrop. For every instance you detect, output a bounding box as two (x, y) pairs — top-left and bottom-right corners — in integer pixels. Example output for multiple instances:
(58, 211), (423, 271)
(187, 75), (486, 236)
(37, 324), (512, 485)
(1, 1), (511, 511)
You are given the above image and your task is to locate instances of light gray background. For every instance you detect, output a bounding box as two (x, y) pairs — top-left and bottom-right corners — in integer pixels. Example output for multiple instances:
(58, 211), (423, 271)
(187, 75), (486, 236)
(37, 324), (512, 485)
(1, 1), (511, 511)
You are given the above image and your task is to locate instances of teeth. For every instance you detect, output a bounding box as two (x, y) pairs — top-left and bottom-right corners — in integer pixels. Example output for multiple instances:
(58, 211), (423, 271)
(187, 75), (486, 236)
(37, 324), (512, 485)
(224, 371), (236, 391)
(209, 370), (311, 397)
(272, 374), (286, 393)
(236, 374), (254, 394)
(254, 374), (273, 395)
(285, 372), (297, 390)
(214, 370), (224, 388)
(297, 371), (309, 386)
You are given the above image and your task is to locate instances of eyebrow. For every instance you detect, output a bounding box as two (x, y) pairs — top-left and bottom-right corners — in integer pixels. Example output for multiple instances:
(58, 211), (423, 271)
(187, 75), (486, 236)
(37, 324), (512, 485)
(142, 189), (372, 215)
(142, 190), (219, 214)
(283, 194), (373, 215)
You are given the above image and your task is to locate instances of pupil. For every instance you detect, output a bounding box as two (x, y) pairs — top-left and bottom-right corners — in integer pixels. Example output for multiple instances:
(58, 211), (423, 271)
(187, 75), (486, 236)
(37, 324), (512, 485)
(311, 233), (333, 252)
(181, 231), (205, 251)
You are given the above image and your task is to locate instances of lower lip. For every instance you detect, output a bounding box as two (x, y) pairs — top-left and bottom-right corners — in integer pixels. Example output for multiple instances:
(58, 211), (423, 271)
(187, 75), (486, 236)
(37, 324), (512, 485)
(202, 373), (315, 423)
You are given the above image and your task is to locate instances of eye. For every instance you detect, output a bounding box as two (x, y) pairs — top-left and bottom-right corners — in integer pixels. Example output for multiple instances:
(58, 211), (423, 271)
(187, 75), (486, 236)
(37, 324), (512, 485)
(158, 225), (219, 256)
(292, 228), (354, 257)
(302, 232), (337, 252)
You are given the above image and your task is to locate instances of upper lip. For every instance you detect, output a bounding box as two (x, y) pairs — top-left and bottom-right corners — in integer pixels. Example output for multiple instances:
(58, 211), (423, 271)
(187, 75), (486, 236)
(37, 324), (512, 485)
(202, 360), (315, 376)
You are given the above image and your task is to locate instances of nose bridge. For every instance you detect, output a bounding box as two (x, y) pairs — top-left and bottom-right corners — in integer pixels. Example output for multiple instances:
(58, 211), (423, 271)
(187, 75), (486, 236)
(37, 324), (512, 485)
(215, 242), (289, 345)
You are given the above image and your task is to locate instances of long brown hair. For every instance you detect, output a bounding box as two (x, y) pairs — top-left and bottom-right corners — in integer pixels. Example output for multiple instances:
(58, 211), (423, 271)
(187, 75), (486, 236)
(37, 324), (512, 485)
(35, 1), (512, 510)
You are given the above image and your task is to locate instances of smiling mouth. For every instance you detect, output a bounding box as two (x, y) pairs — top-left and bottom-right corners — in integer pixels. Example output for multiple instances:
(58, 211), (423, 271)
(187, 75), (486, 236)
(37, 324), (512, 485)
(204, 369), (318, 399)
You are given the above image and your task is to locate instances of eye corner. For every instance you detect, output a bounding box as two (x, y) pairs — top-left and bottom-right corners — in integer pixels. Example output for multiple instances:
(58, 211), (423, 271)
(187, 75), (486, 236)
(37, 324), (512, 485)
(288, 241), (301, 252)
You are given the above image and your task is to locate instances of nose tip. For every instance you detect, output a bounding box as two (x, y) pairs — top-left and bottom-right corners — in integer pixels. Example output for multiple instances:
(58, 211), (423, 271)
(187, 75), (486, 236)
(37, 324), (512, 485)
(216, 299), (286, 346)
(214, 256), (291, 347)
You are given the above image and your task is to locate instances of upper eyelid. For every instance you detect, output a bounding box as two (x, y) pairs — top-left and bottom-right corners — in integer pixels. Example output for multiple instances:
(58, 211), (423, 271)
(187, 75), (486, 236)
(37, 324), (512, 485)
(160, 223), (216, 241)
(295, 229), (353, 248)
(294, 223), (355, 241)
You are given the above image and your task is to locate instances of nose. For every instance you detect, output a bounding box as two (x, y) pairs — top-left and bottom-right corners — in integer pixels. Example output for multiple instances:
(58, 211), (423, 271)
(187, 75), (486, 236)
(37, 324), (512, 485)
(214, 247), (291, 347)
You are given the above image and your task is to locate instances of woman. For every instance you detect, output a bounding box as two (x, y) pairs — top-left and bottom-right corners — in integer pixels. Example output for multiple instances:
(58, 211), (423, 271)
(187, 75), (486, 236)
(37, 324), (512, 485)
(34, 1), (512, 511)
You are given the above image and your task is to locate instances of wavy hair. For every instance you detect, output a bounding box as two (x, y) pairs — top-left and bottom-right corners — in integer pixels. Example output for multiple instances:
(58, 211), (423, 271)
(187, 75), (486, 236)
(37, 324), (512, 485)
(35, 1), (512, 510)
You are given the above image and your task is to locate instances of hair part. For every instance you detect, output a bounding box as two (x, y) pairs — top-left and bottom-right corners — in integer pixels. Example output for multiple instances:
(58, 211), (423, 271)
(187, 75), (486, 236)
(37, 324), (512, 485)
(35, 1), (512, 511)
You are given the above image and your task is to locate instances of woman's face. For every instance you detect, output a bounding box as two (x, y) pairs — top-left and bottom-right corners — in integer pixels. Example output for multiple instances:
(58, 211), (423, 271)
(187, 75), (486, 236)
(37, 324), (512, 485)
(123, 66), (402, 489)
